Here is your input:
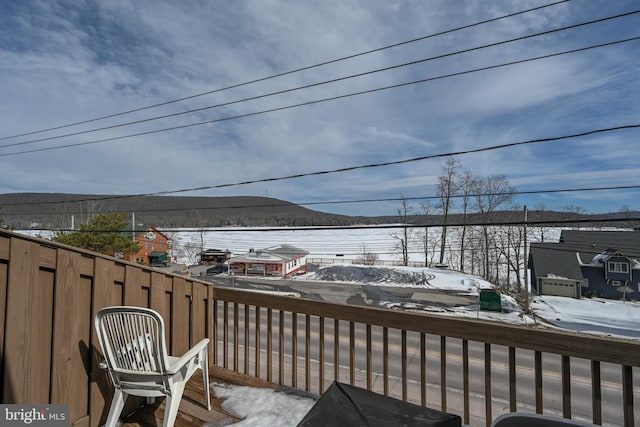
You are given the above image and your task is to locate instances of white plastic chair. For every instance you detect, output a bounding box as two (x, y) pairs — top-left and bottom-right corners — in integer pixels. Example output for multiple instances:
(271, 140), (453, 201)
(95, 306), (211, 427)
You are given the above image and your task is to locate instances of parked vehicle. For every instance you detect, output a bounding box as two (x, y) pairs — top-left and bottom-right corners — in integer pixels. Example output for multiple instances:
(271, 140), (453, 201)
(206, 264), (228, 274)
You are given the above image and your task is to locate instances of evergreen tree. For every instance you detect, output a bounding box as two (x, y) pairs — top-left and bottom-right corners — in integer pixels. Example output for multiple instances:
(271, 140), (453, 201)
(52, 212), (140, 256)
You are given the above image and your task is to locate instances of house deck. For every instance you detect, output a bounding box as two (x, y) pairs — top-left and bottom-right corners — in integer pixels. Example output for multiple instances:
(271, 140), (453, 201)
(120, 367), (278, 427)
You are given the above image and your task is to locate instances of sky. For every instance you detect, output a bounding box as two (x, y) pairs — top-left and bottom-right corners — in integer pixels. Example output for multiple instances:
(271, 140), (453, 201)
(1, 0), (639, 217)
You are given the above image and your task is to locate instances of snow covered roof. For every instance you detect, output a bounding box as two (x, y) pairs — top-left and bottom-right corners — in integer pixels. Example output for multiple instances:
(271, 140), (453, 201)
(228, 244), (308, 263)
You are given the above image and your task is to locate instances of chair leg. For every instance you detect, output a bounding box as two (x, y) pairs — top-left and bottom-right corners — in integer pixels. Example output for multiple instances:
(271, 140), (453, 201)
(163, 382), (186, 427)
(202, 349), (211, 410)
(105, 389), (127, 427)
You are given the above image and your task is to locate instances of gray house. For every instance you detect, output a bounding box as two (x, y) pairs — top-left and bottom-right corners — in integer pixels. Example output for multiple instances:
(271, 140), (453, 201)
(529, 230), (640, 299)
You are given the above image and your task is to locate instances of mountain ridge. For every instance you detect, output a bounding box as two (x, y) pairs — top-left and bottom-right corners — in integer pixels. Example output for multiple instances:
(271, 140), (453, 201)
(0, 192), (636, 230)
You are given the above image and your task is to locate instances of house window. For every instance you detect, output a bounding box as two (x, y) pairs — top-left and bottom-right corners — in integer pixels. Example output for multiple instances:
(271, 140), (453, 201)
(608, 262), (629, 273)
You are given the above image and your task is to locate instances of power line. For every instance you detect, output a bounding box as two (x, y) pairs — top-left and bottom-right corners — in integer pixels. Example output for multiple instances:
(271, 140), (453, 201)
(2, 183), (640, 214)
(2, 35), (638, 158)
(1, 123), (638, 209)
(0, 0), (571, 142)
(19, 215), (640, 234)
(5, 8), (637, 150)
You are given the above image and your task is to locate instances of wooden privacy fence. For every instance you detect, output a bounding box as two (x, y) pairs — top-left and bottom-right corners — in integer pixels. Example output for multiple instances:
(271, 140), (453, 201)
(0, 230), (212, 427)
(2, 229), (640, 426)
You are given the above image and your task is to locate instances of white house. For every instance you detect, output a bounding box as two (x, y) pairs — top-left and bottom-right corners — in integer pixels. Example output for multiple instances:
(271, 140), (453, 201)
(228, 244), (309, 277)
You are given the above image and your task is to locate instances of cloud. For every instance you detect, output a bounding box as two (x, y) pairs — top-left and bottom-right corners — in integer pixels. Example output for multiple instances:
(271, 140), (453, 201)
(0, 0), (638, 217)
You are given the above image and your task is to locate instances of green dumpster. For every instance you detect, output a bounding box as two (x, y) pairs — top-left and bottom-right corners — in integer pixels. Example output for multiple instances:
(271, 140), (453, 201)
(479, 289), (502, 312)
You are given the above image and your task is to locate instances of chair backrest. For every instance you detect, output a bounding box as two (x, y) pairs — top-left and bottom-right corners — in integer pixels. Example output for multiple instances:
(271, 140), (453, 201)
(95, 306), (169, 376)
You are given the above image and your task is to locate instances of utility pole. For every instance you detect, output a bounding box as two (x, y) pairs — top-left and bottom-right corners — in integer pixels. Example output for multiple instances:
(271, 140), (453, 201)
(523, 205), (529, 313)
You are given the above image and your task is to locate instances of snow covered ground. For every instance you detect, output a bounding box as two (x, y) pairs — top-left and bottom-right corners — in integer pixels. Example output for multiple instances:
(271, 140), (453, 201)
(292, 263), (640, 338)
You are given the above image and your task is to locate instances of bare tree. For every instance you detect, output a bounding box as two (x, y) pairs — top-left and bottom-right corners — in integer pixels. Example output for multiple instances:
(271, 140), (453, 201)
(355, 243), (379, 266)
(562, 204), (587, 229)
(531, 202), (550, 243)
(618, 204), (639, 230)
(473, 175), (516, 282)
(390, 196), (412, 266)
(176, 241), (202, 266)
(437, 158), (461, 265)
(458, 170), (475, 272)
(419, 200), (435, 267)
(496, 223), (525, 292)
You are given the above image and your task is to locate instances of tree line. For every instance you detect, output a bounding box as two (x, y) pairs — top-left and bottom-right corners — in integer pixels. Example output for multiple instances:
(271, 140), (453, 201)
(390, 158), (527, 293)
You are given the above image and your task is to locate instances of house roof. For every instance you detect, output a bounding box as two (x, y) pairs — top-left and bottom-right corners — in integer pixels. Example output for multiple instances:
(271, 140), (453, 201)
(559, 230), (640, 258)
(530, 230), (640, 280)
(136, 226), (170, 240)
(228, 244), (308, 264)
(262, 244), (309, 258)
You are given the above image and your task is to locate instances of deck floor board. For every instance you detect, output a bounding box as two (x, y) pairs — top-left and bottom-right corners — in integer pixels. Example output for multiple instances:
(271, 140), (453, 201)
(119, 366), (278, 427)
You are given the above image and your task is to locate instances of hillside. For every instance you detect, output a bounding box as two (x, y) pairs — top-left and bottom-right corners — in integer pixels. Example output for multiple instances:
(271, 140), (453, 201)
(0, 192), (636, 230)
(0, 193), (367, 228)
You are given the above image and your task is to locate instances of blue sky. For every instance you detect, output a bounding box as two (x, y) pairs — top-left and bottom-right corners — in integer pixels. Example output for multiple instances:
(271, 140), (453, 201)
(0, 0), (639, 217)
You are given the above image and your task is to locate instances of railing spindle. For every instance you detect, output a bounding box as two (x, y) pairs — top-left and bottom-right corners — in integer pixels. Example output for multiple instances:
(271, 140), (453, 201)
(383, 327), (389, 396)
(334, 318), (339, 383)
(623, 365), (634, 427)
(509, 346), (516, 412)
(366, 324), (372, 390)
(591, 360), (601, 425)
(306, 314), (311, 392)
(441, 336), (447, 411)
(562, 355), (571, 419)
(279, 310), (284, 385)
(485, 343), (492, 427)
(350, 321), (355, 385)
(420, 332), (426, 407)
(233, 302), (239, 372)
(402, 329), (407, 401)
(535, 351), (543, 414)
(267, 308), (272, 382)
(319, 316), (325, 394)
(463, 339), (469, 425)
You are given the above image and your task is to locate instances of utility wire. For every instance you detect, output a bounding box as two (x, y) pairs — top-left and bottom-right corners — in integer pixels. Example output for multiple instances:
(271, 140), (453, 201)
(1, 124), (638, 208)
(1, 35), (638, 158)
(4, 8), (637, 150)
(0, 0), (570, 142)
(21, 215), (640, 234)
(2, 183), (640, 213)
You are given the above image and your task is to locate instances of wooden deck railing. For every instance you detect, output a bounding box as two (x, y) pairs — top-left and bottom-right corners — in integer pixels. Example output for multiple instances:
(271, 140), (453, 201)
(211, 287), (640, 427)
(1, 229), (638, 426)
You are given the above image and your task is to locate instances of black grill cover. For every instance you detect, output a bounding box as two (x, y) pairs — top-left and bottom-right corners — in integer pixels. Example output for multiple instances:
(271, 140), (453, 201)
(297, 382), (462, 426)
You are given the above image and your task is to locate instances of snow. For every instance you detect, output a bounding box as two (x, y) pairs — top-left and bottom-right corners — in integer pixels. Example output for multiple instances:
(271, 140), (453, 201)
(530, 295), (640, 338)
(207, 384), (316, 427)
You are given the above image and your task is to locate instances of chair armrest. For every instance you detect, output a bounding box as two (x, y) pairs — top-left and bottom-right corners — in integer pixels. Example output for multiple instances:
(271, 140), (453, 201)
(166, 338), (210, 374)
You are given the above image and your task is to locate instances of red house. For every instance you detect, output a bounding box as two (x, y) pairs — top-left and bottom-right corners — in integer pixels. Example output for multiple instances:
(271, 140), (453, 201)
(126, 226), (173, 266)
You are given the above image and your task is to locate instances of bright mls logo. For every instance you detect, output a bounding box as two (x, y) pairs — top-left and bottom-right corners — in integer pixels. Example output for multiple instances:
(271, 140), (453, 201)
(1, 405), (68, 426)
